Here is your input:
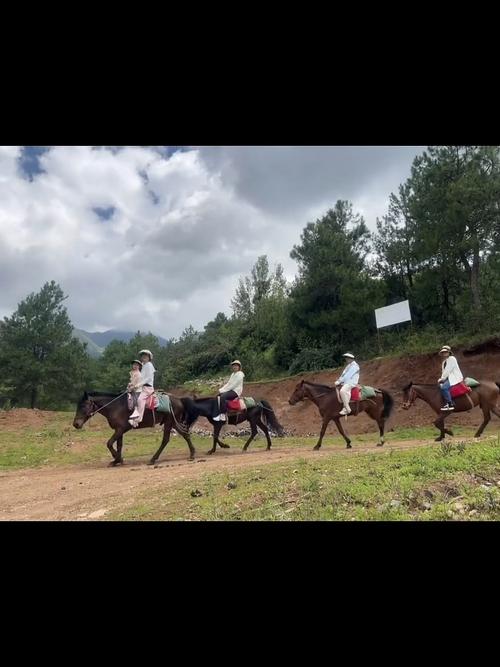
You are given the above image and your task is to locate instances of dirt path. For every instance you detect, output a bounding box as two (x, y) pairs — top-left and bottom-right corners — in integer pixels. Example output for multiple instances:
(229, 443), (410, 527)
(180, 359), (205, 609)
(0, 438), (457, 520)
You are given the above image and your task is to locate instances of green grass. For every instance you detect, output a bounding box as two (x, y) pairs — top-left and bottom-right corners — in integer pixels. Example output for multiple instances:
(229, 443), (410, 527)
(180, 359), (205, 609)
(0, 409), (480, 472)
(109, 435), (500, 521)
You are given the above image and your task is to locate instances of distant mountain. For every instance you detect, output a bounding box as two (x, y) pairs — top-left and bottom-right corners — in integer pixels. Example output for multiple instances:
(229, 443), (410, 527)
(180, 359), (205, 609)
(72, 329), (104, 358)
(75, 328), (169, 352)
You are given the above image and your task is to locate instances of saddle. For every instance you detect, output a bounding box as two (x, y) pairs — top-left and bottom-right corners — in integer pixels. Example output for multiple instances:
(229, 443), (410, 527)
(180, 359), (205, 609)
(449, 382), (472, 398)
(345, 385), (377, 402)
(226, 397), (258, 412)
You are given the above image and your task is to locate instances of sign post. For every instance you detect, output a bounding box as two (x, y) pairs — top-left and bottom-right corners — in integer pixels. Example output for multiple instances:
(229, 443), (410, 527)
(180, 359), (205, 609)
(374, 300), (412, 354)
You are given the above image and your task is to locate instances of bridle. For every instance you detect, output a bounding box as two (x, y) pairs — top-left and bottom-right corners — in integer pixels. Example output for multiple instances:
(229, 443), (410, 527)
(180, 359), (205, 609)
(402, 386), (417, 410)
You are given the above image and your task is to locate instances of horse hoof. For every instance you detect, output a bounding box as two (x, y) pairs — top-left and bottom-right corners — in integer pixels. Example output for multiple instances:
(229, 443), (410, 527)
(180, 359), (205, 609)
(435, 437), (443, 442)
(346, 444), (352, 449)
(313, 445), (321, 451)
(377, 443), (384, 447)
(220, 444), (230, 449)
(206, 450), (215, 456)
(147, 460), (156, 466)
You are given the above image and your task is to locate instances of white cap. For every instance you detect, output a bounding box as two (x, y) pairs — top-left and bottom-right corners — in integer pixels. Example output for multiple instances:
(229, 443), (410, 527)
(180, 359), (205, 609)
(139, 349), (153, 360)
(342, 352), (355, 359)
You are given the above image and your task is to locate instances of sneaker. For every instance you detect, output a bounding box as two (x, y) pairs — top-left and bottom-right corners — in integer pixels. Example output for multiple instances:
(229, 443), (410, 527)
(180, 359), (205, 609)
(213, 415), (221, 422)
(219, 414), (226, 421)
(339, 407), (351, 416)
(441, 404), (454, 411)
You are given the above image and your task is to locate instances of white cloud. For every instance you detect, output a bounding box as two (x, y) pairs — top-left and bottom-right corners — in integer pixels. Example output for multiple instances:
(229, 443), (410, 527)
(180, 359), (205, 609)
(0, 145), (422, 338)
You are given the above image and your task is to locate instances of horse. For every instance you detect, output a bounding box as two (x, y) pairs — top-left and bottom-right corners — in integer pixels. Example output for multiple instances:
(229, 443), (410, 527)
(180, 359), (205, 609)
(181, 396), (284, 455)
(72, 391), (196, 466)
(402, 381), (500, 441)
(288, 380), (394, 449)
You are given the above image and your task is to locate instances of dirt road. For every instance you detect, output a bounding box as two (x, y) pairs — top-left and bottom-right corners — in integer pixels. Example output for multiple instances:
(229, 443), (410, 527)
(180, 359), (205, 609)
(0, 438), (448, 520)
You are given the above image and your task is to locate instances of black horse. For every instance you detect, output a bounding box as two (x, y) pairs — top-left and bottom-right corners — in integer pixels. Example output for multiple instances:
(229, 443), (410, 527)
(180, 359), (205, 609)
(73, 391), (196, 466)
(181, 396), (284, 455)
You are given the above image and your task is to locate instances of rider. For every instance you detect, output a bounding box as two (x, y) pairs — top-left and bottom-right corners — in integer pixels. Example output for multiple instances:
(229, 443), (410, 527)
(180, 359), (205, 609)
(334, 352), (360, 416)
(127, 359), (143, 409)
(214, 360), (245, 422)
(438, 345), (463, 411)
(128, 349), (156, 427)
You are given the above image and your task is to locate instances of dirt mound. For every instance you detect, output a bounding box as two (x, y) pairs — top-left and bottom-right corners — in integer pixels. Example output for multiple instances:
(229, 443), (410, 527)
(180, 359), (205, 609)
(172, 344), (500, 437)
(0, 408), (52, 430)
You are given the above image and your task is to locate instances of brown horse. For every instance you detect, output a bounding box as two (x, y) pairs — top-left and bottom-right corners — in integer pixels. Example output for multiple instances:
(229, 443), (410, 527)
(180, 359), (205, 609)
(73, 391), (196, 466)
(288, 380), (394, 449)
(402, 381), (500, 441)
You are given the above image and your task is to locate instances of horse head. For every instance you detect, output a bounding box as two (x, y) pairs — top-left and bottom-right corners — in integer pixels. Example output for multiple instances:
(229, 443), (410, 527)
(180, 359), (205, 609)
(402, 382), (416, 410)
(288, 380), (306, 405)
(73, 391), (96, 429)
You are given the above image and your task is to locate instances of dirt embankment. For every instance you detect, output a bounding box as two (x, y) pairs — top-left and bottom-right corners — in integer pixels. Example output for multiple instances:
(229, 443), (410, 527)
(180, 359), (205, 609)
(170, 342), (500, 436)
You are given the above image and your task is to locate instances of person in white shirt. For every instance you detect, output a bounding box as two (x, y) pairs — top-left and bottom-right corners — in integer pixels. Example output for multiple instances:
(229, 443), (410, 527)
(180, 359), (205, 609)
(438, 345), (463, 411)
(128, 349), (156, 427)
(334, 352), (360, 416)
(214, 360), (245, 422)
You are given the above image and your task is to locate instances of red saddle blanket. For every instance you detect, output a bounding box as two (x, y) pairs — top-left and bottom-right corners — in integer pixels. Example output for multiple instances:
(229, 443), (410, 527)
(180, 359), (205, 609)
(146, 394), (159, 410)
(350, 386), (361, 401)
(450, 382), (472, 398)
(227, 398), (246, 411)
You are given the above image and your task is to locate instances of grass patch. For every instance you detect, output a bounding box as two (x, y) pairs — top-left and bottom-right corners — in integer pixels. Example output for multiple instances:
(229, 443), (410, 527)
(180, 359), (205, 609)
(108, 435), (500, 521)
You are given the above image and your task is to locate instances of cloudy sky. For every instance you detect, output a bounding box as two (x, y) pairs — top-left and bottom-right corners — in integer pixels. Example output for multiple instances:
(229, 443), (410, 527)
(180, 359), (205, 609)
(0, 146), (422, 338)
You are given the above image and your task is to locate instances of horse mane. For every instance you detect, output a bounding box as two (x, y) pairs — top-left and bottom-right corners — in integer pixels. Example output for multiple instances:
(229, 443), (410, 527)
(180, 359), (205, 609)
(87, 391), (120, 398)
(303, 381), (334, 392)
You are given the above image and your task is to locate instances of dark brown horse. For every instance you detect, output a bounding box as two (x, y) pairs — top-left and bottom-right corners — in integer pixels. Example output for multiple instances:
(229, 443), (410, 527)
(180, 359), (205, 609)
(288, 380), (394, 449)
(402, 381), (500, 441)
(73, 391), (196, 466)
(181, 396), (284, 455)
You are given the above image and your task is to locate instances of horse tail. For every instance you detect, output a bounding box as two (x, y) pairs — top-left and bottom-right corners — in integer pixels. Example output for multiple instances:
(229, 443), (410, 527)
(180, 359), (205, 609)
(260, 399), (285, 436)
(380, 389), (394, 420)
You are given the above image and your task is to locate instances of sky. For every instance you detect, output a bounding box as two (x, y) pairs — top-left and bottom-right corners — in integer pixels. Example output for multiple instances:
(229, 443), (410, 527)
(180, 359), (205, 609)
(0, 146), (423, 338)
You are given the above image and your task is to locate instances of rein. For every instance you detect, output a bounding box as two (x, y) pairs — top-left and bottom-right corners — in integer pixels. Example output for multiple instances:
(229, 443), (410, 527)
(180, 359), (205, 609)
(88, 391), (128, 417)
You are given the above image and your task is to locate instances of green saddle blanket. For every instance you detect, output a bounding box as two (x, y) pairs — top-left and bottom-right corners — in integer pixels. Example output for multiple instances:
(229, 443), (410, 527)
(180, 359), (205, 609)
(360, 385), (377, 399)
(155, 393), (172, 413)
(464, 377), (480, 388)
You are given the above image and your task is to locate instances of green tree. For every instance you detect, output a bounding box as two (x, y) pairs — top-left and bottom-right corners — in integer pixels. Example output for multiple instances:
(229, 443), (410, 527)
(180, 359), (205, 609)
(287, 201), (383, 364)
(0, 281), (90, 408)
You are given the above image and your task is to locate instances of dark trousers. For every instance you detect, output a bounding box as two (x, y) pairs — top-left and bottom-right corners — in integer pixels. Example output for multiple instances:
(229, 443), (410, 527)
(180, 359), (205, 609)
(216, 390), (238, 416)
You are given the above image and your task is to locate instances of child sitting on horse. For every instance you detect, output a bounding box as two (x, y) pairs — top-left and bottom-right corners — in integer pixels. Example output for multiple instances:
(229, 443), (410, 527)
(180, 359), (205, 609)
(127, 360), (143, 409)
(334, 352), (360, 415)
(214, 360), (244, 422)
(438, 345), (463, 411)
(128, 349), (156, 428)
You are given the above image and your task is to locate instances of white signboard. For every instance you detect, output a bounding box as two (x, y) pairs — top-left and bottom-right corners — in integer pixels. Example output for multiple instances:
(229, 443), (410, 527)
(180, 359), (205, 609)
(375, 300), (412, 329)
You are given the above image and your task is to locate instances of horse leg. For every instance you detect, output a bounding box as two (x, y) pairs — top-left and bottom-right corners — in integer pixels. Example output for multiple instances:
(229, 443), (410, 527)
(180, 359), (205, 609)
(242, 419), (258, 452)
(216, 419), (231, 449)
(474, 406), (491, 438)
(433, 414), (448, 441)
(313, 419), (331, 450)
(116, 434), (124, 464)
(366, 404), (385, 446)
(256, 416), (272, 451)
(183, 432), (196, 460)
(334, 417), (352, 449)
(207, 422), (222, 455)
(148, 419), (172, 465)
(107, 429), (122, 466)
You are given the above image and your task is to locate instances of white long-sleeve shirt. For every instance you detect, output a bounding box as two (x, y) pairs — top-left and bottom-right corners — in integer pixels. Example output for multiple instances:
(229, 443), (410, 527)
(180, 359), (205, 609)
(138, 361), (155, 389)
(219, 371), (245, 396)
(439, 356), (463, 386)
(337, 361), (360, 386)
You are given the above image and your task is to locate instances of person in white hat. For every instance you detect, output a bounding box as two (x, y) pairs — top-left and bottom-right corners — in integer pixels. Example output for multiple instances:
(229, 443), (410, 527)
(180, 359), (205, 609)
(334, 352), (360, 416)
(128, 349), (156, 427)
(438, 345), (463, 411)
(214, 360), (245, 422)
